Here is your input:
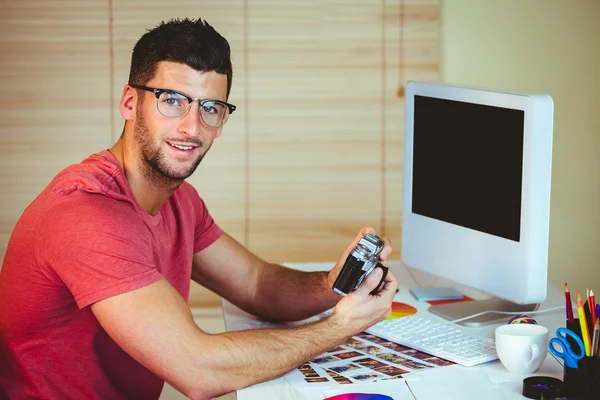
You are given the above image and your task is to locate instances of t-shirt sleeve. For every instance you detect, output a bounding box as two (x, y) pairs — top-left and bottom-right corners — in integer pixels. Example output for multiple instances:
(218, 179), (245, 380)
(183, 183), (223, 254)
(35, 193), (163, 309)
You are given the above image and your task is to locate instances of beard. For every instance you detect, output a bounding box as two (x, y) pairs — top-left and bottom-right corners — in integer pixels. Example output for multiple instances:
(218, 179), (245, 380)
(133, 105), (206, 187)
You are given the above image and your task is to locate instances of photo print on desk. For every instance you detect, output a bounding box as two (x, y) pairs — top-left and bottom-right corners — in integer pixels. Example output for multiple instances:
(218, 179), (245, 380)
(284, 330), (454, 390)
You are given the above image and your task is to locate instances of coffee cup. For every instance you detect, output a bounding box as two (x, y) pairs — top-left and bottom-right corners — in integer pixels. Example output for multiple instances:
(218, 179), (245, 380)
(495, 324), (549, 374)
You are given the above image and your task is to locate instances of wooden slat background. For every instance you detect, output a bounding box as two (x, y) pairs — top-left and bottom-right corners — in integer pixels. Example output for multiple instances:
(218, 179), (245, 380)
(0, 0), (439, 307)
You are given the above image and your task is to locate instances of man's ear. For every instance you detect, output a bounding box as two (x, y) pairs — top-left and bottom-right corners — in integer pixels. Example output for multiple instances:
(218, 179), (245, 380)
(119, 85), (137, 121)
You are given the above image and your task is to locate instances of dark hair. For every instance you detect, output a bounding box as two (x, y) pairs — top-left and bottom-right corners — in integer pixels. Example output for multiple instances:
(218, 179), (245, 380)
(128, 18), (233, 97)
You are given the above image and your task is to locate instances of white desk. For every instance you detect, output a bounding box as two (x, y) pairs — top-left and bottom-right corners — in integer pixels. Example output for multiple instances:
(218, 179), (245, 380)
(223, 261), (565, 400)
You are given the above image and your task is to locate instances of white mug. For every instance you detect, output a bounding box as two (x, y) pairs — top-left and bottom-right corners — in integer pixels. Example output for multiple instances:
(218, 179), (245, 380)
(495, 324), (549, 374)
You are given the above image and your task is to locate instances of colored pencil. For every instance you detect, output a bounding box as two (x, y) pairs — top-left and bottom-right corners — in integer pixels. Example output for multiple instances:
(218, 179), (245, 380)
(590, 289), (596, 331)
(565, 283), (574, 323)
(593, 318), (600, 357)
(577, 291), (592, 356)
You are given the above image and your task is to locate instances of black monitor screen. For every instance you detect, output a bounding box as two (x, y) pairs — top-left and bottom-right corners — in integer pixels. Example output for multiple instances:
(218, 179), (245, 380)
(412, 95), (524, 242)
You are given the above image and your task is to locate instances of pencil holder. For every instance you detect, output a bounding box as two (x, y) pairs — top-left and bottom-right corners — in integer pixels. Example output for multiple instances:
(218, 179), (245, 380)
(561, 319), (600, 399)
(563, 357), (600, 400)
(565, 319), (583, 352)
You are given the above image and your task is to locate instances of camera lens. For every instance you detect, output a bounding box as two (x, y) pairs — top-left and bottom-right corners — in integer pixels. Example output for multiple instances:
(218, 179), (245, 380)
(352, 243), (373, 261)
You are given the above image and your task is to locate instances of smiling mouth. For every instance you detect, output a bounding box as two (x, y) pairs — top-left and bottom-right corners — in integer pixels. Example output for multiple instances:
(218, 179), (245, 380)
(166, 141), (198, 151)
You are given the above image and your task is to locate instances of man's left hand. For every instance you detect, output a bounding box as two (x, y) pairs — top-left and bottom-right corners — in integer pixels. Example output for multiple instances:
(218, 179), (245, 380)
(326, 227), (393, 292)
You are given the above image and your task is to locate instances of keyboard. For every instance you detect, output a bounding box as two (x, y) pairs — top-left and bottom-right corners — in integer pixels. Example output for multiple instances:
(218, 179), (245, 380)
(365, 315), (498, 367)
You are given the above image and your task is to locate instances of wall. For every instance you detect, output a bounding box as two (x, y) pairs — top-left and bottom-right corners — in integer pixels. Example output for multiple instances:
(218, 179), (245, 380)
(442, 0), (600, 294)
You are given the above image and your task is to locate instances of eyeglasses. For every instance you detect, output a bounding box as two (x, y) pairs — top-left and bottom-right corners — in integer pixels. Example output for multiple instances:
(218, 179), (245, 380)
(129, 84), (236, 128)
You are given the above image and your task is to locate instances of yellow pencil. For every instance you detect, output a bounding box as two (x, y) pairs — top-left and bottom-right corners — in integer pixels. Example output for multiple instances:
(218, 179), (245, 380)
(577, 291), (592, 356)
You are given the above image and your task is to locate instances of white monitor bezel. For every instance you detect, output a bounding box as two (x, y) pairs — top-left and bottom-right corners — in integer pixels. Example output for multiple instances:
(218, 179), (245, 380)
(402, 81), (553, 304)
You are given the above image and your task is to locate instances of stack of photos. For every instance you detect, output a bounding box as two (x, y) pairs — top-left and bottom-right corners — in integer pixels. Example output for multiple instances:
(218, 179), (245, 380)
(285, 331), (454, 389)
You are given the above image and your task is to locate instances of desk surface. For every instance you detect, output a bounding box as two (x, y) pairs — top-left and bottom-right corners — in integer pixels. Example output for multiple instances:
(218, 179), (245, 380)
(223, 261), (565, 400)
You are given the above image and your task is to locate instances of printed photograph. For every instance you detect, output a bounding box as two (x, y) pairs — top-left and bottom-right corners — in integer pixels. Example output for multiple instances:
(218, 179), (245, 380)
(301, 369), (320, 378)
(364, 336), (391, 345)
(355, 344), (384, 355)
(333, 351), (363, 360)
(423, 357), (454, 366)
(351, 373), (383, 381)
(374, 365), (408, 376)
(383, 375), (404, 380)
(401, 360), (431, 370)
(342, 338), (367, 348)
(353, 357), (388, 369)
(299, 364), (313, 371)
(380, 342), (413, 353)
(378, 353), (408, 364)
(401, 349), (433, 360)
(304, 377), (330, 383)
(355, 333), (382, 342)
(327, 346), (347, 353)
(310, 355), (337, 364)
(328, 363), (361, 374)
(326, 371), (342, 379)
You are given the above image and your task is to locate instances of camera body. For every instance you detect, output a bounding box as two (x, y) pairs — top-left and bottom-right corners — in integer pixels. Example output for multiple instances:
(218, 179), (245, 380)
(332, 233), (388, 296)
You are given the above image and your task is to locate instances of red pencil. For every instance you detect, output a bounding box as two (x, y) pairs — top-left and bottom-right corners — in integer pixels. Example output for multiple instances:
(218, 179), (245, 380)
(590, 289), (596, 328)
(565, 283), (574, 323)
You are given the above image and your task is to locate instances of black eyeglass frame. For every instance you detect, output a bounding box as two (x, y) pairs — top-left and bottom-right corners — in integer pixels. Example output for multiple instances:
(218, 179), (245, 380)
(129, 83), (236, 125)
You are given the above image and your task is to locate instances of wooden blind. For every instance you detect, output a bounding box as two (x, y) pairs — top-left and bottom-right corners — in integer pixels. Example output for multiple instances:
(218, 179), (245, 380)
(0, 0), (440, 307)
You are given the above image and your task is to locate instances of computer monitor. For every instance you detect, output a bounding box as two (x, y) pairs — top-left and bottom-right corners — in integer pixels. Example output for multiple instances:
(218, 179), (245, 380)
(401, 81), (554, 326)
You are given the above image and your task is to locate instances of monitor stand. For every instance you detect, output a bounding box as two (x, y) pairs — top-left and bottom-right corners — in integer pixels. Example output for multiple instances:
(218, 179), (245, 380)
(428, 297), (540, 327)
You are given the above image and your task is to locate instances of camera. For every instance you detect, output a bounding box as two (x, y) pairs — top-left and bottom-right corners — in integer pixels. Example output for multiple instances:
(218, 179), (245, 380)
(332, 233), (388, 296)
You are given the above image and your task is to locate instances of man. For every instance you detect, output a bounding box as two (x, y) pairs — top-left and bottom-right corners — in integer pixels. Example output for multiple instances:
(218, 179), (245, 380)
(0, 18), (398, 400)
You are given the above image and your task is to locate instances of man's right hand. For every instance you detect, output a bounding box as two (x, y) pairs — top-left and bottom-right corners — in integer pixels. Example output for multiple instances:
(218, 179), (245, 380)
(330, 265), (399, 336)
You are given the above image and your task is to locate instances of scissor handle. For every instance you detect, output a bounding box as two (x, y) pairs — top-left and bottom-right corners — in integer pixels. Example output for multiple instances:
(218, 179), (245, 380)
(549, 338), (566, 357)
(549, 328), (585, 361)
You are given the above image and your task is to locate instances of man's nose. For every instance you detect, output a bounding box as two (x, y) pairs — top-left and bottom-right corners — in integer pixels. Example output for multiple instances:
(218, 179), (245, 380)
(177, 102), (201, 137)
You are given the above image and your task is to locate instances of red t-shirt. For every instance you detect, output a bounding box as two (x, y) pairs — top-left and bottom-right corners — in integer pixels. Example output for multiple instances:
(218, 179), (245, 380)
(0, 150), (223, 399)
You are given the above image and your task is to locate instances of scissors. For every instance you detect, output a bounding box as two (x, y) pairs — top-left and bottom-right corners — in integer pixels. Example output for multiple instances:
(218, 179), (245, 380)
(548, 327), (585, 368)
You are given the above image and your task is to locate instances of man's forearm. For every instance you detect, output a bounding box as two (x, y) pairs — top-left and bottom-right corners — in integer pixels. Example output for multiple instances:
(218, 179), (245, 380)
(94, 268), (396, 400)
(191, 314), (350, 399)
(248, 263), (341, 322)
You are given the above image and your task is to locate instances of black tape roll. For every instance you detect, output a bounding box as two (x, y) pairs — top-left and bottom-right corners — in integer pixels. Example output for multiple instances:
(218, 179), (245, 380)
(522, 376), (563, 399)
